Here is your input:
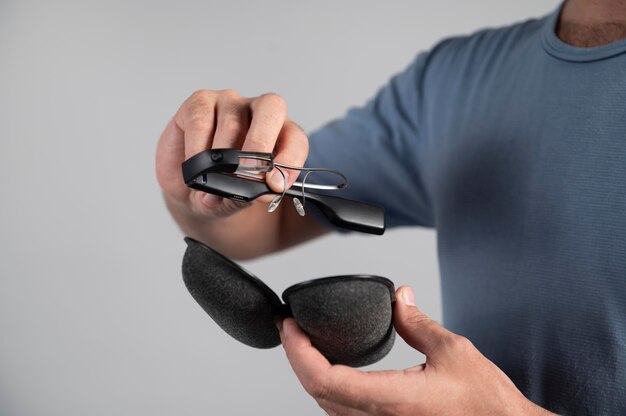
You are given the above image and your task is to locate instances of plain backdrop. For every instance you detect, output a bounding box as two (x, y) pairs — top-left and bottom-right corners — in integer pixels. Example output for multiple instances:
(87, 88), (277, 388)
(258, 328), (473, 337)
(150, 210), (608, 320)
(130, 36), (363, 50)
(0, 1), (559, 415)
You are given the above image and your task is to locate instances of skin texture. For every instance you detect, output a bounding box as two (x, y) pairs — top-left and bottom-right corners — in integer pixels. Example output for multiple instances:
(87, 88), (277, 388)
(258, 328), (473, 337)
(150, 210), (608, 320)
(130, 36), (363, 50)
(156, 0), (626, 413)
(277, 286), (557, 416)
(558, 0), (626, 47)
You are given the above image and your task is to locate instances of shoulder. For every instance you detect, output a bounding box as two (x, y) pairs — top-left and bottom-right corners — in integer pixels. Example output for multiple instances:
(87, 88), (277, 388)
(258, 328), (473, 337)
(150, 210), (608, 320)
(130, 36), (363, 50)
(408, 15), (551, 98)
(430, 16), (548, 65)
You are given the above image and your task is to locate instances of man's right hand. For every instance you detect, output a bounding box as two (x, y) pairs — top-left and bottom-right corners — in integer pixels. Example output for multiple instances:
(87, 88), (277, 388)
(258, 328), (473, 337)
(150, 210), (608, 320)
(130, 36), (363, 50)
(156, 89), (327, 260)
(156, 89), (309, 220)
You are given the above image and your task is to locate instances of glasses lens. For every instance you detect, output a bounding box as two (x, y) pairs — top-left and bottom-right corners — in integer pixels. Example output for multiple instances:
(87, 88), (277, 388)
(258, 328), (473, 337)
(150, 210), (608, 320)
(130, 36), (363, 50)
(236, 156), (272, 174)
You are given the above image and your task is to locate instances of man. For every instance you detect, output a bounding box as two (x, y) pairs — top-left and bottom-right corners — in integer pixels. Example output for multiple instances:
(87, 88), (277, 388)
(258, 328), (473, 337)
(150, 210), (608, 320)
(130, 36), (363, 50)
(156, 0), (626, 413)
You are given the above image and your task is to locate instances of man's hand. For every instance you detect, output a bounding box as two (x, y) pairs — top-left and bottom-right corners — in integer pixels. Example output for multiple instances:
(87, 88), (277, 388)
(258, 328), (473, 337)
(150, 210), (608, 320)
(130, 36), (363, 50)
(277, 286), (556, 416)
(155, 90), (324, 259)
(156, 89), (308, 219)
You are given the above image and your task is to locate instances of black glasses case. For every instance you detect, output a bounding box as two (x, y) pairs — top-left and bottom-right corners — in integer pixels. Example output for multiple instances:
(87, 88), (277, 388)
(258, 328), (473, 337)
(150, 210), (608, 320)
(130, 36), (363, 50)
(182, 237), (396, 367)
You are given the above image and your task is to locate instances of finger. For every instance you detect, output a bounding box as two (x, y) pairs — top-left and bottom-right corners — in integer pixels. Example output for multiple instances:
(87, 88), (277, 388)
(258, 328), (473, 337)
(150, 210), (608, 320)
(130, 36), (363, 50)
(278, 318), (399, 412)
(156, 118), (188, 200)
(241, 93), (287, 153)
(212, 91), (250, 149)
(176, 90), (217, 160)
(278, 318), (332, 386)
(393, 286), (456, 360)
(267, 119), (309, 192)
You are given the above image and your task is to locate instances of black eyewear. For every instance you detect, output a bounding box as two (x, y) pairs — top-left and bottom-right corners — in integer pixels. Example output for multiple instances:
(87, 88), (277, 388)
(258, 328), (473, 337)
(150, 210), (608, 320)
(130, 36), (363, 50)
(181, 149), (385, 235)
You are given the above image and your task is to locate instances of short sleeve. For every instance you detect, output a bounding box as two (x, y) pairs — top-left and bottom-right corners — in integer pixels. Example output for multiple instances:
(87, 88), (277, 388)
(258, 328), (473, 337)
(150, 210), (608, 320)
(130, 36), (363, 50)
(304, 52), (434, 231)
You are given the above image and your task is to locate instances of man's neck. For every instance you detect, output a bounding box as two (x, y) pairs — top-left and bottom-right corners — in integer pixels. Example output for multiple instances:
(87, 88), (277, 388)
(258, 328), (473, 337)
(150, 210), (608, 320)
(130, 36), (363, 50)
(558, 0), (626, 47)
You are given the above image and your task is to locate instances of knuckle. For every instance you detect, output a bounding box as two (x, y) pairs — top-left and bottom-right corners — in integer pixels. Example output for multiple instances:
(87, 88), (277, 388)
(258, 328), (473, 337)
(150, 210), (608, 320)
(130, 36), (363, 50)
(454, 335), (475, 352)
(182, 90), (215, 129)
(444, 334), (473, 355)
(259, 92), (287, 112)
(219, 88), (241, 100)
(189, 89), (213, 104)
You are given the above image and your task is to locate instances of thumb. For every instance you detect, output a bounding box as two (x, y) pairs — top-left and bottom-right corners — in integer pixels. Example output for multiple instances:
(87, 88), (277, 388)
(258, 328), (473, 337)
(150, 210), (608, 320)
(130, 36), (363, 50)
(394, 285), (454, 359)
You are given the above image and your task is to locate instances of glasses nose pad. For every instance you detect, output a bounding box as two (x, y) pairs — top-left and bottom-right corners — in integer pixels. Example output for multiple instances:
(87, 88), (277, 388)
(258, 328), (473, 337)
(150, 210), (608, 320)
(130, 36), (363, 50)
(182, 237), (283, 349)
(282, 277), (395, 367)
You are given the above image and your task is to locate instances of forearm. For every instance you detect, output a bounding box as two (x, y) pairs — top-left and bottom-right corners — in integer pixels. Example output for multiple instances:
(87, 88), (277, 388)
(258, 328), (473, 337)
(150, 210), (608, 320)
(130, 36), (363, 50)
(165, 194), (283, 260)
(165, 192), (330, 260)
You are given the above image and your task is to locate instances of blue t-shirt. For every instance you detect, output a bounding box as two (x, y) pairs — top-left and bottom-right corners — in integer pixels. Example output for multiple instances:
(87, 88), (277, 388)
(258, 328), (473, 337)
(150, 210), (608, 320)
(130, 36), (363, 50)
(306, 5), (626, 415)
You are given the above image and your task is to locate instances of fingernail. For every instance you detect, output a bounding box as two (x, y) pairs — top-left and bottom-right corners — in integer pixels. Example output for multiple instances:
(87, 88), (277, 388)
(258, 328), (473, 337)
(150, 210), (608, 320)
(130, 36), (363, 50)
(202, 193), (222, 208)
(274, 316), (284, 331)
(402, 287), (415, 306)
(268, 171), (288, 190)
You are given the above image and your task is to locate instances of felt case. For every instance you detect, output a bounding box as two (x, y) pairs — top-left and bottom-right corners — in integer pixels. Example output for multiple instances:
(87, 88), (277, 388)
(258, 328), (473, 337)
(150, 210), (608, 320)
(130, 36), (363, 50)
(182, 237), (396, 367)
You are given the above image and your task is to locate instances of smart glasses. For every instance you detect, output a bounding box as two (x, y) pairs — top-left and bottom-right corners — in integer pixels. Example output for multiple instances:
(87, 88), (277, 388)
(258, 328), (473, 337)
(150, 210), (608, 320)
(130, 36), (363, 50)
(182, 149), (385, 235)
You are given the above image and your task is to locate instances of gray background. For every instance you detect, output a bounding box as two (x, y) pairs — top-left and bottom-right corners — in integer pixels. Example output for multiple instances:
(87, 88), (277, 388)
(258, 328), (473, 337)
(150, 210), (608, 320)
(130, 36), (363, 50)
(0, 0), (558, 414)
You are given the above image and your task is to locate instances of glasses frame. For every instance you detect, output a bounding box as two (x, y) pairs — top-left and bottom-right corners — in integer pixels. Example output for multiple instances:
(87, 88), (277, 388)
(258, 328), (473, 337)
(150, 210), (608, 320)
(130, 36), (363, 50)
(181, 149), (385, 235)
(233, 151), (348, 191)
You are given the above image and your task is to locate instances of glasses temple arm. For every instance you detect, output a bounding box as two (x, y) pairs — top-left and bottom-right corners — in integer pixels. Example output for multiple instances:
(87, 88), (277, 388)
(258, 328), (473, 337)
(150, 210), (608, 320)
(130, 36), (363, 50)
(283, 188), (385, 235)
(188, 173), (385, 235)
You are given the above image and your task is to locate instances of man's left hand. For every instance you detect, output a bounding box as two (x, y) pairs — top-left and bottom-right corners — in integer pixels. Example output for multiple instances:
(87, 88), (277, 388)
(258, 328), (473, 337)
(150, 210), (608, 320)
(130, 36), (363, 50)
(276, 286), (556, 416)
